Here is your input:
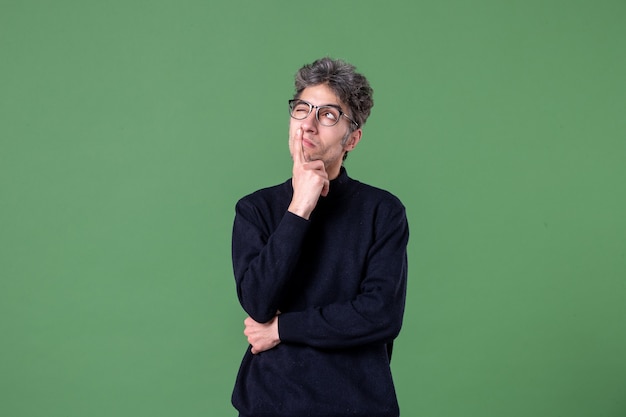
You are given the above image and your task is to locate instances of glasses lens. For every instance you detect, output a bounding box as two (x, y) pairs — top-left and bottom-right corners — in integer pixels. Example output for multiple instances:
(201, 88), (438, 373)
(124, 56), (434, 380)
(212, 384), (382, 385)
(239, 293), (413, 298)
(290, 100), (311, 120)
(317, 106), (341, 126)
(289, 100), (343, 126)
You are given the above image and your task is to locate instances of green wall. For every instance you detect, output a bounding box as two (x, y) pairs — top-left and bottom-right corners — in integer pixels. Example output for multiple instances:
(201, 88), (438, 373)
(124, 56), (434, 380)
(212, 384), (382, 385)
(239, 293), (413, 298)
(1, 1), (625, 416)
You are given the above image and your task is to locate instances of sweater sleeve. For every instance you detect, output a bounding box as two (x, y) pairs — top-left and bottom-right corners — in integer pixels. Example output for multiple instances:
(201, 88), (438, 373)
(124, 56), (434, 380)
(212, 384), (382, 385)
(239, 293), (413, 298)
(232, 197), (310, 323)
(278, 200), (409, 349)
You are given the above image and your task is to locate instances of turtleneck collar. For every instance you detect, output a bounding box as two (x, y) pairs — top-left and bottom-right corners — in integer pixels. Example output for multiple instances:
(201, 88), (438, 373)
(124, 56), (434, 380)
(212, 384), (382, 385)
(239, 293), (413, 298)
(320, 166), (356, 203)
(285, 166), (357, 204)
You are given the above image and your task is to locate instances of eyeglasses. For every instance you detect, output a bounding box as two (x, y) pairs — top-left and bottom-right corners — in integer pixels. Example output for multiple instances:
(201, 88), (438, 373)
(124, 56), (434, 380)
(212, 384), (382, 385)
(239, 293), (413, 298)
(288, 99), (359, 128)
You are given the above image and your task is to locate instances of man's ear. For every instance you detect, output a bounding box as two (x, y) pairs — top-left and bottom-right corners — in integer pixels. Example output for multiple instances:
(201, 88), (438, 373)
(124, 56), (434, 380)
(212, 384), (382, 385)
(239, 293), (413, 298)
(344, 128), (362, 152)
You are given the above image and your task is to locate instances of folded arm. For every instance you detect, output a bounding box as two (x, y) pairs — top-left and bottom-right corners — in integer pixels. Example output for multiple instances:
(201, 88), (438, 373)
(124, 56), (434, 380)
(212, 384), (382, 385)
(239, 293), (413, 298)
(278, 205), (409, 349)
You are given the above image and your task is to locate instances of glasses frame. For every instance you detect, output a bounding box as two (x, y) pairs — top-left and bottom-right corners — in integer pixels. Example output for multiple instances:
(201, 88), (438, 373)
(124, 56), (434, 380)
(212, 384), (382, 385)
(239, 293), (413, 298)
(288, 99), (359, 128)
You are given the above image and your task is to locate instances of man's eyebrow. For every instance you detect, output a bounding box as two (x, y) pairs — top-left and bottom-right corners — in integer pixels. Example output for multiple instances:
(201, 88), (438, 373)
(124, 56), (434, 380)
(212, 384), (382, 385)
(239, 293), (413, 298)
(312, 103), (343, 110)
(298, 99), (342, 109)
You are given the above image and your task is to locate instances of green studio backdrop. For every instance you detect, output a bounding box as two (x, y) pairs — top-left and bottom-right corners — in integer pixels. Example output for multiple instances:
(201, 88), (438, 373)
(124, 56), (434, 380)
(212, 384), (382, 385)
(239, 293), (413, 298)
(1, 1), (625, 416)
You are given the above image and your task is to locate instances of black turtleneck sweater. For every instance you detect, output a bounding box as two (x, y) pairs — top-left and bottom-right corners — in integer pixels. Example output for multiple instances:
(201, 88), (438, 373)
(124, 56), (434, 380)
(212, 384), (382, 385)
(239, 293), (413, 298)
(231, 167), (409, 417)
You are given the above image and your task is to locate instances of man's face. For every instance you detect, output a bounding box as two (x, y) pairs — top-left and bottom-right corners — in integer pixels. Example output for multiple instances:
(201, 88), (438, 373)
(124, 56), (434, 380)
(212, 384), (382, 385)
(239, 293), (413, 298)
(289, 84), (361, 179)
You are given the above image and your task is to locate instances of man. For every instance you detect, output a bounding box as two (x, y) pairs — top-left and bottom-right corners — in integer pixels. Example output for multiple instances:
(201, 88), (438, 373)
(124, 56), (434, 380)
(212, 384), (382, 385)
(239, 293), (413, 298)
(231, 57), (409, 417)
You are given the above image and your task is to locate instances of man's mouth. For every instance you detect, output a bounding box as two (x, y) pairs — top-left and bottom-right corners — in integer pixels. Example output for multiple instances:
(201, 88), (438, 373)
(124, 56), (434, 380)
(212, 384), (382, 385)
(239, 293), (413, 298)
(302, 138), (316, 149)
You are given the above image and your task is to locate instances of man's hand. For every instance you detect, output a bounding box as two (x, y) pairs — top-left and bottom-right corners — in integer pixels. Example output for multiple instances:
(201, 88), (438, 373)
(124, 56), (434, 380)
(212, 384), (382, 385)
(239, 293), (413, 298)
(288, 128), (329, 220)
(244, 315), (281, 355)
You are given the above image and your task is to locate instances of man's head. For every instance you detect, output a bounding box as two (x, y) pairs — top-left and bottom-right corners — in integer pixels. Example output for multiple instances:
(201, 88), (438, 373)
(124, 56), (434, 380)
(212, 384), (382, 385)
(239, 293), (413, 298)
(289, 58), (373, 173)
(293, 57), (374, 131)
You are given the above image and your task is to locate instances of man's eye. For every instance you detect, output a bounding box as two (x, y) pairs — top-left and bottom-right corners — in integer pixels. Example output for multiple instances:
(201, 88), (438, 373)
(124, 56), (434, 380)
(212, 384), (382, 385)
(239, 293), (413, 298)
(294, 105), (309, 113)
(321, 109), (338, 120)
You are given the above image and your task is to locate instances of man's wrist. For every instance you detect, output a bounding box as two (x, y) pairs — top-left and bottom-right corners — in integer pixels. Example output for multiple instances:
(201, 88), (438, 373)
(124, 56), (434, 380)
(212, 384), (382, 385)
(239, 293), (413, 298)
(274, 315), (281, 344)
(288, 203), (312, 220)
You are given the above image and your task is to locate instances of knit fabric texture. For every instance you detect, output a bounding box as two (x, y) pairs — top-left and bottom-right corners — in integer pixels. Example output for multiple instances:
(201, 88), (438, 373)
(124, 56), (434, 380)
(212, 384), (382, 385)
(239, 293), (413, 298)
(232, 167), (409, 417)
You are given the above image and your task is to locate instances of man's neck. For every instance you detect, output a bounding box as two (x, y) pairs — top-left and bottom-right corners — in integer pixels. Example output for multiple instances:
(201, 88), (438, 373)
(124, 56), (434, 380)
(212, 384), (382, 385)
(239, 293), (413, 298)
(326, 164), (343, 181)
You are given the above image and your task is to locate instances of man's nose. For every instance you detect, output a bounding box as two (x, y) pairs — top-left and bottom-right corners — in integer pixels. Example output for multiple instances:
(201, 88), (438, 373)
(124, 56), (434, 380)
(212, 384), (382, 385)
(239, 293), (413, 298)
(300, 109), (318, 130)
